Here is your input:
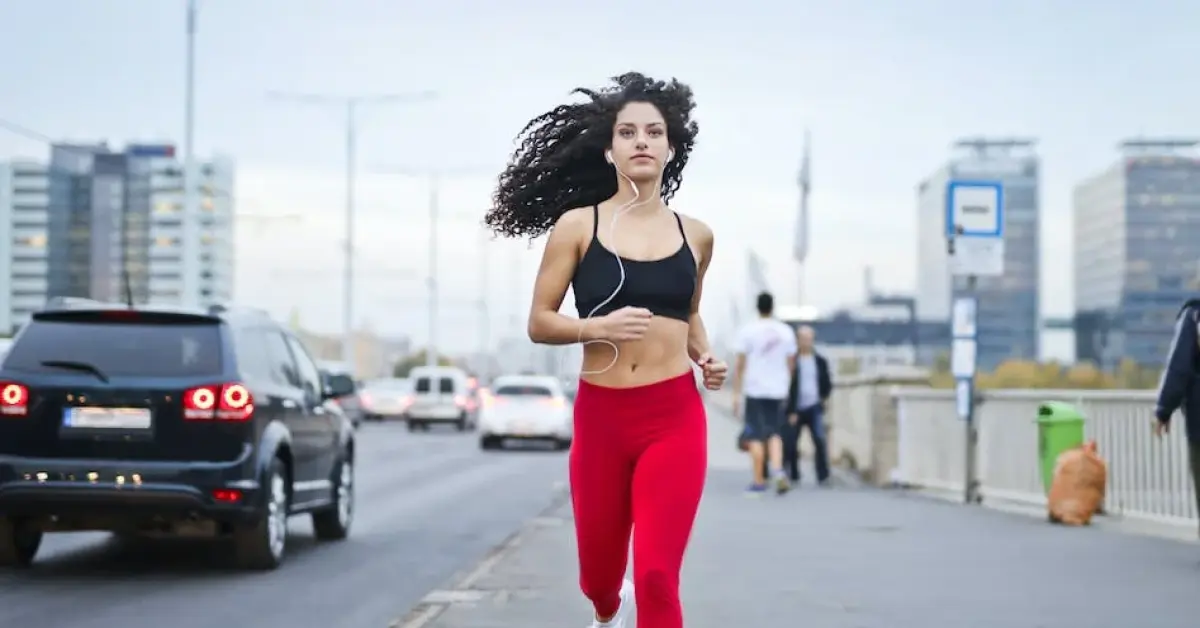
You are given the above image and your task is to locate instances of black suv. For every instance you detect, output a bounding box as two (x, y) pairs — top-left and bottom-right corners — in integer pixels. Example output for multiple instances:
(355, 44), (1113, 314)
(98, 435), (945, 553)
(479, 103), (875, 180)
(0, 301), (356, 570)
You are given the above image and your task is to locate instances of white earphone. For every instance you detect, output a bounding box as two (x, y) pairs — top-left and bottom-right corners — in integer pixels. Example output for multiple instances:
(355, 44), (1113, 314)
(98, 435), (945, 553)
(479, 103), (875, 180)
(578, 147), (672, 375)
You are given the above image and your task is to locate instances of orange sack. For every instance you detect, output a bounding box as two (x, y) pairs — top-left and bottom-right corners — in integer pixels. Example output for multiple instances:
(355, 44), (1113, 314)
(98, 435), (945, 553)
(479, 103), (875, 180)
(1047, 440), (1108, 526)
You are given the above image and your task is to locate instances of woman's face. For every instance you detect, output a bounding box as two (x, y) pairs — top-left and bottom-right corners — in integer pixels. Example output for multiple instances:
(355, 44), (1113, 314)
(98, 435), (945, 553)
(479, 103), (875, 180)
(609, 101), (670, 180)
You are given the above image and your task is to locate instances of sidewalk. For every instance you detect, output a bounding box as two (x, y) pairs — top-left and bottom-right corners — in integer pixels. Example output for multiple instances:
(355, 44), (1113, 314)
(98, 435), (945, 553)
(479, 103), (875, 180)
(404, 404), (1200, 628)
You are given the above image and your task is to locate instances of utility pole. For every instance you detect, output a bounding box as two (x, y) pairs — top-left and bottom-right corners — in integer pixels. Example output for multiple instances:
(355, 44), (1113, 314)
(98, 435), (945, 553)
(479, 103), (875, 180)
(478, 226), (491, 378)
(267, 90), (436, 372)
(181, 0), (199, 309)
(371, 166), (492, 370)
(793, 129), (811, 305)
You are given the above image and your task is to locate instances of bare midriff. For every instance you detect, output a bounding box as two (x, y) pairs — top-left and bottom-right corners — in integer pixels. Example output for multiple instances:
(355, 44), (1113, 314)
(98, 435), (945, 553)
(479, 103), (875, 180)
(580, 317), (692, 388)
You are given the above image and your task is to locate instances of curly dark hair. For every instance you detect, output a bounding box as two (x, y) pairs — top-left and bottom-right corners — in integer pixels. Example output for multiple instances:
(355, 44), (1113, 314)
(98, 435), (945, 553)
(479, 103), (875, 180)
(485, 72), (698, 239)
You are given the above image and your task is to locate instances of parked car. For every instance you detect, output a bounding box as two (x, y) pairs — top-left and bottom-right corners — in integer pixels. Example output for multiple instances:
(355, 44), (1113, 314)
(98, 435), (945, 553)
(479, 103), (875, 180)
(359, 377), (413, 422)
(0, 300), (356, 570)
(479, 374), (572, 450)
(406, 366), (475, 432)
(317, 361), (363, 428)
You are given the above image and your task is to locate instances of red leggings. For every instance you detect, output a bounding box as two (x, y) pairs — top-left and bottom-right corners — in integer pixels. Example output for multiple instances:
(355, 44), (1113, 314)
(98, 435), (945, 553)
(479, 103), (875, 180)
(569, 372), (707, 628)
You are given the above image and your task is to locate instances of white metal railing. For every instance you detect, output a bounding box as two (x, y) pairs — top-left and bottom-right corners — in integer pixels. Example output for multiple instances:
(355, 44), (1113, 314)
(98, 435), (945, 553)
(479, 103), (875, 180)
(894, 387), (1198, 529)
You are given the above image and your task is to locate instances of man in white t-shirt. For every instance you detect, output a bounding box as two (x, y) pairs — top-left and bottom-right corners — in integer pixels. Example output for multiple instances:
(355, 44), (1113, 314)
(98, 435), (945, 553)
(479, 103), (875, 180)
(732, 292), (797, 496)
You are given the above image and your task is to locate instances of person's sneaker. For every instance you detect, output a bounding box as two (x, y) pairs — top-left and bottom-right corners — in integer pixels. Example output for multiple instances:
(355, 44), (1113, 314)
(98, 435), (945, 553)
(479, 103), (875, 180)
(589, 578), (634, 627)
(744, 483), (768, 497)
(774, 471), (791, 495)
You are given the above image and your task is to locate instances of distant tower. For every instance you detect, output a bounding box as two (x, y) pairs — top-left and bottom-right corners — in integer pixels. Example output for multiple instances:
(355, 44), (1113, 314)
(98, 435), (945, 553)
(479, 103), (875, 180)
(793, 130), (811, 304)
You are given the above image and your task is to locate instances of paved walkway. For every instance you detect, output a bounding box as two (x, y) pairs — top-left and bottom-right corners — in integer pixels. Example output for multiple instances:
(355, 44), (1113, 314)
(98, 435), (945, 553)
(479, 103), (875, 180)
(410, 401), (1200, 628)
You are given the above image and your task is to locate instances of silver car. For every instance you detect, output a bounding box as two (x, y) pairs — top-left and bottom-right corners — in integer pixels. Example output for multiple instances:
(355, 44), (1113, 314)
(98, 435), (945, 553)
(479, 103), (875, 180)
(359, 377), (413, 421)
(478, 375), (572, 451)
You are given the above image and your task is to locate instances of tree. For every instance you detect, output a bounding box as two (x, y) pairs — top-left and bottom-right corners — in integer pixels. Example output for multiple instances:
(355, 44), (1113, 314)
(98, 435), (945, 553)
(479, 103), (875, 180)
(393, 350), (454, 377)
(1113, 358), (1160, 390)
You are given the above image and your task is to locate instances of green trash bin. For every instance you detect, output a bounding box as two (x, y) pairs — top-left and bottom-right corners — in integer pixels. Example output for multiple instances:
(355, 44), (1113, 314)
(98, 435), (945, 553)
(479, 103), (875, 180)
(1036, 401), (1086, 494)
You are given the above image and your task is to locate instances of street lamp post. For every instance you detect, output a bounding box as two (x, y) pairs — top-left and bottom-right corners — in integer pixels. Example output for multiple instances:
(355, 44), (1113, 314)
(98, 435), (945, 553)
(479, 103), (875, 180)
(267, 90), (436, 371)
(181, 0), (200, 309)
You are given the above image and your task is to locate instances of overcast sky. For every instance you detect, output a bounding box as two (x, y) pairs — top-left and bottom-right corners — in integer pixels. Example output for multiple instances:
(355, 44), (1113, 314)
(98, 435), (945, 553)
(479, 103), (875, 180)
(1, 0), (1195, 353)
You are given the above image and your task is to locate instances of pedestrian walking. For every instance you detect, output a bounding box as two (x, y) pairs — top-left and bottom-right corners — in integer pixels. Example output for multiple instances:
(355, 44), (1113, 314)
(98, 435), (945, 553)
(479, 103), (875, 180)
(784, 325), (833, 485)
(732, 291), (797, 496)
(1152, 298), (1200, 538)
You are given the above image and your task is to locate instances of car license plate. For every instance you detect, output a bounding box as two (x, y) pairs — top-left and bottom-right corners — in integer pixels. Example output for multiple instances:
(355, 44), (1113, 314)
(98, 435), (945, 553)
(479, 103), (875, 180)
(63, 407), (152, 430)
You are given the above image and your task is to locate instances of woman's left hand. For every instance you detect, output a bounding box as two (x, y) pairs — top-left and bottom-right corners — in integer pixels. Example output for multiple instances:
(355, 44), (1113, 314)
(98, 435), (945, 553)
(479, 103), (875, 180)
(696, 353), (727, 390)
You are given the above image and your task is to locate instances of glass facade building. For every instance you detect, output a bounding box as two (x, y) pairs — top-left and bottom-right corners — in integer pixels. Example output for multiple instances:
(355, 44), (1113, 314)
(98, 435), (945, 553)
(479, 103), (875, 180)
(1074, 148), (1200, 367)
(46, 144), (152, 304)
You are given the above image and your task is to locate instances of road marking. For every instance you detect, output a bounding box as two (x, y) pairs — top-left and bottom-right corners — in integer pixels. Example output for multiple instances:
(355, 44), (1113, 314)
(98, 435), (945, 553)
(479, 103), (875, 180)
(390, 603), (443, 628)
(387, 484), (571, 627)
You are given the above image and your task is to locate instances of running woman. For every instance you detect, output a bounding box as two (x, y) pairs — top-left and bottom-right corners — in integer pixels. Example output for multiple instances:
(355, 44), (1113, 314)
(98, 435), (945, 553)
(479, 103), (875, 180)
(485, 72), (725, 628)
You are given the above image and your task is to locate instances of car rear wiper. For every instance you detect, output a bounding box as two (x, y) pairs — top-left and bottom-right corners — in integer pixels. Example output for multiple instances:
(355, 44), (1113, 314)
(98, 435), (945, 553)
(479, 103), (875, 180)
(40, 360), (110, 383)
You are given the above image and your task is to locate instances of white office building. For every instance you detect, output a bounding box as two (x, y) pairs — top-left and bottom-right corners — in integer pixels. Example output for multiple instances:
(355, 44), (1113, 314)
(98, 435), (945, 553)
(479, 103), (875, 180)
(146, 153), (235, 306)
(0, 160), (50, 333)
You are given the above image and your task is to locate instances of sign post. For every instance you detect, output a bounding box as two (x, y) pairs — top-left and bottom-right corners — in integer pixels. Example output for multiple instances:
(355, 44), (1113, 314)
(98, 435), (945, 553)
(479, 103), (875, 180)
(945, 179), (1004, 505)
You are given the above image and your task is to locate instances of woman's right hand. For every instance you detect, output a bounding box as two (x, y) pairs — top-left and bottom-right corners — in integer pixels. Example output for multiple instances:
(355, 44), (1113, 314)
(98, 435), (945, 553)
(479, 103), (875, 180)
(597, 306), (653, 341)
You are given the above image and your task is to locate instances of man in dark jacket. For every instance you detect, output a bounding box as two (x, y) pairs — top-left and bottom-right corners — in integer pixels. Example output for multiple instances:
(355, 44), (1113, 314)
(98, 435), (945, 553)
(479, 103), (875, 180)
(782, 325), (833, 485)
(1153, 299), (1200, 535)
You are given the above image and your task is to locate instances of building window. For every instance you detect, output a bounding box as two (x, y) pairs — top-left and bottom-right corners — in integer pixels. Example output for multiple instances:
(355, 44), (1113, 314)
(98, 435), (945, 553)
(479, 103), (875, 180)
(18, 234), (47, 247)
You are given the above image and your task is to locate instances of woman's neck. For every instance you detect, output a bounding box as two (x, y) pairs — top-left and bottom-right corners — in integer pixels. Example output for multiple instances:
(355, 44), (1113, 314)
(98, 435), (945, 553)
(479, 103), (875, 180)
(610, 178), (665, 211)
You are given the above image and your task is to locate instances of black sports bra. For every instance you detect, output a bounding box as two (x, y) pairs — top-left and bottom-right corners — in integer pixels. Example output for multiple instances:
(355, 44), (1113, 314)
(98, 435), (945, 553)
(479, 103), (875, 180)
(571, 205), (697, 323)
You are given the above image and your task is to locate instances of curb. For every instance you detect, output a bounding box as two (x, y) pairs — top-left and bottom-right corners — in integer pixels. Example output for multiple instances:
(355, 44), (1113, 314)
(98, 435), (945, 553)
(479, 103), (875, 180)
(388, 483), (572, 628)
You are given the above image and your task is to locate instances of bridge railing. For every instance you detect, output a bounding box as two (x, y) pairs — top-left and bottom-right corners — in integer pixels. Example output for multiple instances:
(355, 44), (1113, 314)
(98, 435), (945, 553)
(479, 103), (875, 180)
(883, 386), (1197, 530)
(713, 374), (1197, 532)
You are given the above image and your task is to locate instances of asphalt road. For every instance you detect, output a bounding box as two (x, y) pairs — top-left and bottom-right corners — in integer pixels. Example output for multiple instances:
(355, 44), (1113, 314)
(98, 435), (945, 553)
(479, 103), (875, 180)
(0, 423), (569, 628)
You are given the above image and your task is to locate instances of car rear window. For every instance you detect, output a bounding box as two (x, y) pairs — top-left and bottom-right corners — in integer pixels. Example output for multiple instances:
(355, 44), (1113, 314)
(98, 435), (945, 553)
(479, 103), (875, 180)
(495, 385), (554, 397)
(438, 377), (454, 393)
(3, 320), (223, 377)
(415, 377), (431, 393)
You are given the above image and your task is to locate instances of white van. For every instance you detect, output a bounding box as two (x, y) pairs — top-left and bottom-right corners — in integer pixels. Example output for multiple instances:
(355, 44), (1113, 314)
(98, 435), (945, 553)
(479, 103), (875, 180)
(406, 366), (475, 432)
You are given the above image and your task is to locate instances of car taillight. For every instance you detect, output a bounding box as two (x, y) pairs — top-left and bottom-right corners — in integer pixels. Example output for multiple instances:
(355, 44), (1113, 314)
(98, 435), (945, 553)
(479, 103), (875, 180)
(454, 395), (467, 407)
(541, 397), (566, 409)
(0, 382), (29, 417)
(400, 395), (413, 407)
(184, 383), (254, 421)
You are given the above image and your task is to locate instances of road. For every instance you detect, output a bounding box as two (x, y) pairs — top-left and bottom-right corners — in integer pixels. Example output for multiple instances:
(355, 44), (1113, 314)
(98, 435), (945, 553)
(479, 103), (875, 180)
(0, 423), (568, 628)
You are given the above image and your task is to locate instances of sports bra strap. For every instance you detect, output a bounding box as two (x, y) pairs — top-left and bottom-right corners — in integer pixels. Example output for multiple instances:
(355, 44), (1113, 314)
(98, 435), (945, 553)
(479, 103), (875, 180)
(673, 212), (688, 243)
(592, 204), (600, 239)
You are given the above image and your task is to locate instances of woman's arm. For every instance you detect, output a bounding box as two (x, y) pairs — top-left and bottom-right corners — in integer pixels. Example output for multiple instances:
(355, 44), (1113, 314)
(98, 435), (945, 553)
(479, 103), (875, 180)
(685, 220), (715, 362)
(527, 209), (602, 345)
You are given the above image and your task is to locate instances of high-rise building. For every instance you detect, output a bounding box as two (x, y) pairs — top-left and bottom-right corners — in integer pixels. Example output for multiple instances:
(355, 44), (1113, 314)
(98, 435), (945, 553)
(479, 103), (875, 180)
(46, 143), (151, 304)
(147, 151), (235, 306)
(0, 159), (50, 333)
(916, 138), (1041, 371)
(43, 142), (234, 309)
(1073, 139), (1200, 368)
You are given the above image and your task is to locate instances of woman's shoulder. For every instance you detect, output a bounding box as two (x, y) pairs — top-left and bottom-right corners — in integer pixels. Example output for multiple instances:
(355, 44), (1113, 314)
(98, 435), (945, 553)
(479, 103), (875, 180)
(673, 211), (714, 246)
(551, 206), (595, 234)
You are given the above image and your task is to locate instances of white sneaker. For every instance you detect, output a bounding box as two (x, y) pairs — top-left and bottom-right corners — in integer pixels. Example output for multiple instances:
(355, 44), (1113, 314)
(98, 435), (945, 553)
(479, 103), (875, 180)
(589, 578), (634, 627)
